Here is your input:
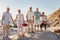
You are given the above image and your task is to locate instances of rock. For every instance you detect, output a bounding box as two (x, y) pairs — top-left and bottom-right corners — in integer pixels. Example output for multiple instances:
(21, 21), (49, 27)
(17, 31), (59, 40)
(2, 36), (11, 40)
(32, 31), (59, 40)
(54, 29), (60, 33)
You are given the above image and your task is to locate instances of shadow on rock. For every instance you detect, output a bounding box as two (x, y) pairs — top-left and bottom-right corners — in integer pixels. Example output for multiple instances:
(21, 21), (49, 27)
(2, 36), (11, 40)
(17, 36), (37, 40)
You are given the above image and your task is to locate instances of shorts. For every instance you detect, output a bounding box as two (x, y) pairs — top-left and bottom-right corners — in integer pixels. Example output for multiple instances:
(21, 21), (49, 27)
(34, 19), (40, 25)
(40, 23), (47, 28)
(27, 20), (33, 29)
(27, 20), (34, 23)
(3, 24), (10, 31)
(4, 21), (10, 26)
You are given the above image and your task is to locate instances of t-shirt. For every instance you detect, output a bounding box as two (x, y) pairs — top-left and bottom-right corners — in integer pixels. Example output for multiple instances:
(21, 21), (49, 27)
(17, 14), (23, 22)
(27, 11), (34, 20)
(2, 12), (12, 24)
(34, 12), (41, 20)
(40, 15), (47, 24)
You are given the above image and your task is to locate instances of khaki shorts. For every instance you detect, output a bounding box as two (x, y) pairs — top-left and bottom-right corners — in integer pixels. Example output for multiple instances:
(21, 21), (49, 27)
(27, 20), (34, 23)
(34, 20), (40, 25)
(3, 24), (10, 30)
(27, 20), (33, 29)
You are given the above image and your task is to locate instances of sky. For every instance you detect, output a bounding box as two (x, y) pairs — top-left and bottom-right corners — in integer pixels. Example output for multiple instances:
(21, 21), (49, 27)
(0, 0), (60, 20)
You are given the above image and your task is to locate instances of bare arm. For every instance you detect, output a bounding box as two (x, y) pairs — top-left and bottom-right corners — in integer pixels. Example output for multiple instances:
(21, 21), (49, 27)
(45, 15), (47, 23)
(11, 16), (14, 25)
(46, 16), (47, 21)
(15, 15), (18, 22)
(22, 14), (24, 22)
(26, 13), (28, 22)
(11, 16), (14, 28)
(2, 16), (4, 25)
(10, 14), (14, 23)
(33, 16), (34, 23)
(11, 17), (13, 22)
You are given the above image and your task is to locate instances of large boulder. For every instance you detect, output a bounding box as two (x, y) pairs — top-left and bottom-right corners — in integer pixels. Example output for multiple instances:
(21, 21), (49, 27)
(31, 31), (59, 40)
(15, 31), (59, 40)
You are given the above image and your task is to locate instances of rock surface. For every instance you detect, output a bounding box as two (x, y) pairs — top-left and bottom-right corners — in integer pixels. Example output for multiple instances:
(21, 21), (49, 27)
(0, 27), (60, 40)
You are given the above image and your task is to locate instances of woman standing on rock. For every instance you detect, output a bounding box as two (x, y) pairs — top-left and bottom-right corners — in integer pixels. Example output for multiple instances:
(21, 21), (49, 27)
(40, 12), (47, 32)
(15, 9), (24, 37)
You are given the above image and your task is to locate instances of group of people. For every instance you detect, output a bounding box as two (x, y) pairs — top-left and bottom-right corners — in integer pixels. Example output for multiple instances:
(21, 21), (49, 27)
(26, 7), (47, 33)
(2, 7), (47, 38)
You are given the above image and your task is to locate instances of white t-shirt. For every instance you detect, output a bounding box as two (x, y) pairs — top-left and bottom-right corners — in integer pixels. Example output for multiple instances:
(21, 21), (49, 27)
(27, 11), (34, 20)
(2, 12), (12, 25)
(40, 16), (47, 22)
(17, 14), (23, 22)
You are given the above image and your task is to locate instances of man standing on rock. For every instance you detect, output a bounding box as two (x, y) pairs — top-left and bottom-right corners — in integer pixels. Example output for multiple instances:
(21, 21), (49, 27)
(2, 7), (14, 38)
(34, 8), (41, 32)
(26, 7), (34, 33)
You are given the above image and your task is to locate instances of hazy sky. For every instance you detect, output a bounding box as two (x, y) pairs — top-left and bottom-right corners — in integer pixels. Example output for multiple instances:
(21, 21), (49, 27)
(0, 0), (60, 20)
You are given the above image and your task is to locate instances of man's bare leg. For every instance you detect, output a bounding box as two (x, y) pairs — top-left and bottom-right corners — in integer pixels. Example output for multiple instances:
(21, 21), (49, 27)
(40, 27), (42, 32)
(31, 23), (33, 32)
(34, 25), (36, 32)
(36, 25), (39, 32)
(5, 24), (9, 37)
(3, 26), (6, 38)
(27, 20), (30, 33)
(28, 23), (30, 32)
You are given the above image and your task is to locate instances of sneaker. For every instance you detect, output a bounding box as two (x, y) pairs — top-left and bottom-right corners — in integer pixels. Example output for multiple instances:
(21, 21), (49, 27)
(3, 36), (4, 39)
(2, 34), (5, 39)
(5, 35), (8, 38)
(2, 35), (6, 39)
(31, 31), (35, 33)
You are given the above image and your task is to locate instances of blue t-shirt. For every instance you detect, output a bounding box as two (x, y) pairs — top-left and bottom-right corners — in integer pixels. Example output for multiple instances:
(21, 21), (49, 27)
(34, 11), (41, 20)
